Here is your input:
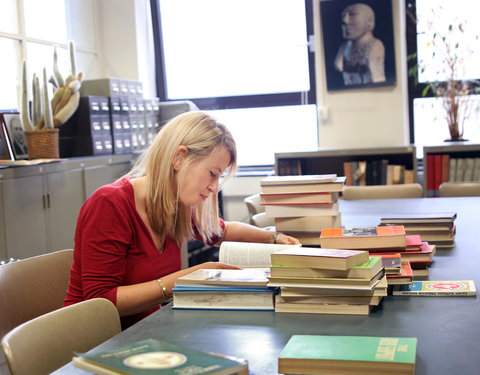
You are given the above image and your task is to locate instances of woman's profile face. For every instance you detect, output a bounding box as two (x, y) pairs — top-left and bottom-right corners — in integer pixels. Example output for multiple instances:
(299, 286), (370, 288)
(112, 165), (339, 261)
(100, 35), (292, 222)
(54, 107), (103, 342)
(341, 4), (373, 41)
(176, 146), (231, 207)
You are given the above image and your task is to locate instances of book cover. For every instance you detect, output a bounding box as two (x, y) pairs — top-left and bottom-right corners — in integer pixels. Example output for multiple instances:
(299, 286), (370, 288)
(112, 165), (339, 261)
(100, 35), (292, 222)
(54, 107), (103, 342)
(172, 287), (276, 310)
(380, 212), (457, 223)
(269, 256), (382, 280)
(319, 226), (406, 250)
(264, 202), (339, 218)
(274, 213), (341, 232)
(393, 280), (476, 296)
(260, 177), (346, 194)
(175, 269), (269, 288)
(278, 335), (417, 374)
(270, 247), (369, 271)
(260, 191), (339, 205)
(73, 338), (249, 375)
(426, 154), (436, 196)
(260, 174), (337, 186)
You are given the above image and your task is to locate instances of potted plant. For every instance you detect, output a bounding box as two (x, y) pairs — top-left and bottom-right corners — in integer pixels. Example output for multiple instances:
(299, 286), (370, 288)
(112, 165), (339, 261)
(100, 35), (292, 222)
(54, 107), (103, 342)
(21, 40), (82, 159)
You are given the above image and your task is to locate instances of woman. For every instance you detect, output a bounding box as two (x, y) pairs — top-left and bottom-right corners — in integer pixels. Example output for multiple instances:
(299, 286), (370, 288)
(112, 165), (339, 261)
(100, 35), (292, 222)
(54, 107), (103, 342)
(64, 111), (299, 328)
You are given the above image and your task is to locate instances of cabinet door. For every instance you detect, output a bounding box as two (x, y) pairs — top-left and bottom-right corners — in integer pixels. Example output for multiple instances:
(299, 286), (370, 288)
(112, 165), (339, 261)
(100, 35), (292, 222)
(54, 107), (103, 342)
(45, 168), (85, 252)
(83, 161), (132, 198)
(3, 175), (48, 260)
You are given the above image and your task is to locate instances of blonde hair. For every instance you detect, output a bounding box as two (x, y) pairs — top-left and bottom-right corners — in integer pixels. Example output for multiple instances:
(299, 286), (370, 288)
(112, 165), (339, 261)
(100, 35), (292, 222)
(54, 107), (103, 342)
(124, 111), (237, 245)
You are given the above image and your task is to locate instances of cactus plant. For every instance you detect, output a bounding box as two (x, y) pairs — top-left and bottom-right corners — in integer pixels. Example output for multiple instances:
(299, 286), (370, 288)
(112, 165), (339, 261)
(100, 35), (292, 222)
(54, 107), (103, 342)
(20, 60), (35, 132)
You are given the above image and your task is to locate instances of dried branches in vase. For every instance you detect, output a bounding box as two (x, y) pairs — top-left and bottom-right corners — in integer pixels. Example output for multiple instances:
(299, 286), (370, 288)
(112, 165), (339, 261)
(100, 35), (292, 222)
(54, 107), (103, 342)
(408, 5), (480, 141)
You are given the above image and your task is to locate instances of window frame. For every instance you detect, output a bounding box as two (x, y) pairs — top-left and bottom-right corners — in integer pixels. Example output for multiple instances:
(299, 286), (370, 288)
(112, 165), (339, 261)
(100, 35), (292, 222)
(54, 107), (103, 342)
(149, 0), (316, 110)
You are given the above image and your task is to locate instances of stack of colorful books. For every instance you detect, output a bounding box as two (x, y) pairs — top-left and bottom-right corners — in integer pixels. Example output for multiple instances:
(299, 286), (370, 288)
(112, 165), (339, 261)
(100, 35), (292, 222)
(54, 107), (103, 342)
(379, 212), (457, 248)
(259, 174), (346, 245)
(319, 226), (422, 285)
(268, 247), (386, 315)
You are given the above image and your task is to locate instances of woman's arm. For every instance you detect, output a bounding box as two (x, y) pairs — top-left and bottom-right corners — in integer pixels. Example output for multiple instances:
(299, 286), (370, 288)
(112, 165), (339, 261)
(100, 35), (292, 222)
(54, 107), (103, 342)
(222, 221), (300, 245)
(115, 261), (239, 317)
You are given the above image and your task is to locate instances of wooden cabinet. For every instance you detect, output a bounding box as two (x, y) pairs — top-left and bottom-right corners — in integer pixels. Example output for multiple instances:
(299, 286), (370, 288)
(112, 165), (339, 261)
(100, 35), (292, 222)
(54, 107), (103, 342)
(275, 146), (417, 185)
(0, 154), (134, 261)
(423, 143), (480, 196)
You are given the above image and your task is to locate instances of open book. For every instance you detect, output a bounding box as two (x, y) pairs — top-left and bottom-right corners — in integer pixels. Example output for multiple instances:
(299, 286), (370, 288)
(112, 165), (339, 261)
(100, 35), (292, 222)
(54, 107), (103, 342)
(218, 241), (301, 268)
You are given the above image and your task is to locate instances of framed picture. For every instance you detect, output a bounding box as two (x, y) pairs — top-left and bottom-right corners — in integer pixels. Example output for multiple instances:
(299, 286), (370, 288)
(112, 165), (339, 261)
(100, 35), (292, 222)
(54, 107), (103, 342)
(320, 0), (396, 91)
(0, 115), (13, 160)
(2, 112), (29, 160)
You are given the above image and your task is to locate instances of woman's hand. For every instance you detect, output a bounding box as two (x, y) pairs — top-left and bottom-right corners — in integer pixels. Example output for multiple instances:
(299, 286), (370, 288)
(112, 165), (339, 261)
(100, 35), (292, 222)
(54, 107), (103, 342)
(275, 232), (301, 245)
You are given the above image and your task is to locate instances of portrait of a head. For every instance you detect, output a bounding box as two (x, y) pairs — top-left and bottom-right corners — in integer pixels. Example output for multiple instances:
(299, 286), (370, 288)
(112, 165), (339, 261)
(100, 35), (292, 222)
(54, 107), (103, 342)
(321, 0), (396, 91)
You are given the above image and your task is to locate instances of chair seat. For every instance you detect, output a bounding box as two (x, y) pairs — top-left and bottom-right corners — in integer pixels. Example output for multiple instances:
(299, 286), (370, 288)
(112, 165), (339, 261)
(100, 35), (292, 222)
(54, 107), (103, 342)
(439, 182), (480, 197)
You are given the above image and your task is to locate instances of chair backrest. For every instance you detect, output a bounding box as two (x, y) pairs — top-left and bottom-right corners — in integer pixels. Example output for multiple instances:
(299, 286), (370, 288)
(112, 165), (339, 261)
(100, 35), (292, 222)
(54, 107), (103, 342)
(439, 182), (480, 197)
(244, 193), (264, 216)
(342, 183), (424, 200)
(251, 212), (275, 229)
(1, 298), (121, 375)
(0, 249), (73, 339)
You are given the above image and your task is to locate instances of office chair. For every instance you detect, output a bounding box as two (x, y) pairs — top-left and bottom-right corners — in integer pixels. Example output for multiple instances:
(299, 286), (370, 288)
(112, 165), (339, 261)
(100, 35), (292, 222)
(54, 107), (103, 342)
(244, 193), (265, 224)
(342, 183), (424, 200)
(1, 298), (121, 375)
(0, 249), (73, 339)
(439, 182), (480, 197)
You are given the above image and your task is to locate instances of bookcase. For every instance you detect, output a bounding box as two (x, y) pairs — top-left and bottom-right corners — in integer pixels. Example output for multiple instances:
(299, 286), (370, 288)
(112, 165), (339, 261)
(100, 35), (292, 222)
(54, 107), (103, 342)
(423, 143), (480, 196)
(275, 146), (417, 185)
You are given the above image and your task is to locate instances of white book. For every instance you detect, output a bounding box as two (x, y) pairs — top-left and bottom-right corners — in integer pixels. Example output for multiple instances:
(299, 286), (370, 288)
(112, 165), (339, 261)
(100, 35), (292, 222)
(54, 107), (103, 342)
(449, 158), (457, 181)
(473, 157), (480, 181)
(264, 202), (339, 218)
(464, 158), (475, 181)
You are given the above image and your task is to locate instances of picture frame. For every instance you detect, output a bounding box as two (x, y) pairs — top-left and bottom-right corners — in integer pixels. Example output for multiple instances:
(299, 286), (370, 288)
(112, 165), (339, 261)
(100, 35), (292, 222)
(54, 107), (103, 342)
(0, 114), (15, 160)
(320, 0), (396, 91)
(2, 112), (29, 160)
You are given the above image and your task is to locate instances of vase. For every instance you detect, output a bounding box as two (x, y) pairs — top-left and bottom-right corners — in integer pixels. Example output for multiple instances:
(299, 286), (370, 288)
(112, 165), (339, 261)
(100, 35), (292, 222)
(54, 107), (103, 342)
(25, 129), (60, 159)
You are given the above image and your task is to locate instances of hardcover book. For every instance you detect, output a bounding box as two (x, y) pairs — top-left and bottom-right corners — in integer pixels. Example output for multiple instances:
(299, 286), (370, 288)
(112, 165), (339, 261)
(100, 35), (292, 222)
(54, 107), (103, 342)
(274, 213), (341, 232)
(393, 280), (476, 296)
(270, 247), (369, 271)
(264, 202), (339, 218)
(260, 174), (337, 185)
(386, 261), (413, 285)
(73, 338), (249, 375)
(380, 212), (457, 224)
(274, 300), (372, 315)
(260, 191), (339, 205)
(320, 226), (406, 250)
(269, 256), (382, 280)
(278, 335), (417, 375)
(260, 176), (346, 194)
(175, 268), (269, 288)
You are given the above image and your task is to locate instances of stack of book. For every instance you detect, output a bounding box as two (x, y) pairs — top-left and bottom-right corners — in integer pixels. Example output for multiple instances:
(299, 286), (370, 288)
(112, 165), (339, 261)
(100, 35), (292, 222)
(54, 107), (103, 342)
(172, 268), (277, 311)
(259, 174), (345, 245)
(379, 212), (457, 248)
(268, 247), (387, 315)
(319, 226), (420, 285)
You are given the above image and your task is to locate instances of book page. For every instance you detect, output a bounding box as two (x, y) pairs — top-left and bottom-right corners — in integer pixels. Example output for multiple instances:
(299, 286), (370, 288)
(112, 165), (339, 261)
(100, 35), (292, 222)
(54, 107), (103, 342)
(219, 241), (300, 268)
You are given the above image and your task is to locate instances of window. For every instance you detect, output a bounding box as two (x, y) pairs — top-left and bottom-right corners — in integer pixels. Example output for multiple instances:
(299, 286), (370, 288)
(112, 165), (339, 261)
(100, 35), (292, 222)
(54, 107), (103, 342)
(151, 0), (317, 167)
(407, 0), (480, 158)
(0, 0), (99, 111)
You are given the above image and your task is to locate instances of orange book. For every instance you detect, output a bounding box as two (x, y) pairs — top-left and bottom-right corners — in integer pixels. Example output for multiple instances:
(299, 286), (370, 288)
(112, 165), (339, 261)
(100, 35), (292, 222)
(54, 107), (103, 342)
(319, 226), (406, 250)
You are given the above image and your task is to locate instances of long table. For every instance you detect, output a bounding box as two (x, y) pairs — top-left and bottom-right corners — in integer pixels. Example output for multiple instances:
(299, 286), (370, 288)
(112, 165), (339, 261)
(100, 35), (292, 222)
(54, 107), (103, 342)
(53, 197), (480, 375)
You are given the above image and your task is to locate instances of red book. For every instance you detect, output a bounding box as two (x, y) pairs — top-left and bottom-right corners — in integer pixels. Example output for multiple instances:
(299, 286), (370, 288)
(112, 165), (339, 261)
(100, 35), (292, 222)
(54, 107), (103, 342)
(375, 242), (434, 262)
(434, 154), (443, 196)
(386, 261), (413, 285)
(319, 226), (406, 250)
(426, 154), (436, 197)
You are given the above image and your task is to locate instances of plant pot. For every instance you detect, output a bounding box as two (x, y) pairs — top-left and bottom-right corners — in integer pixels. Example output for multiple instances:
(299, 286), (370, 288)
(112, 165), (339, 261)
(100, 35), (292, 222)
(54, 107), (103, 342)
(25, 129), (60, 159)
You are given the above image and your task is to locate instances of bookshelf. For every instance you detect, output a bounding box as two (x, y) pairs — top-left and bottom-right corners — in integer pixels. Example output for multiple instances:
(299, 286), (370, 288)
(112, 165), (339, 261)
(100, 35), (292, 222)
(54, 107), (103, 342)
(423, 143), (480, 196)
(275, 146), (417, 185)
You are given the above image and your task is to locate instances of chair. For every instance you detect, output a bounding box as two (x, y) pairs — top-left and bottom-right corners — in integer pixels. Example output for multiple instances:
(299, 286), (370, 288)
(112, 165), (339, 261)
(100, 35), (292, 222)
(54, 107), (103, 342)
(1, 298), (121, 375)
(244, 193), (265, 224)
(0, 249), (74, 340)
(251, 212), (275, 229)
(439, 182), (480, 197)
(342, 183), (424, 200)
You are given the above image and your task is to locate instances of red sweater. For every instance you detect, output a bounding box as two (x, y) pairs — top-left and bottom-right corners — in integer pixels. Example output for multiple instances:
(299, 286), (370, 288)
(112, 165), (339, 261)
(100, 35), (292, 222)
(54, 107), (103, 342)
(64, 178), (221, 329)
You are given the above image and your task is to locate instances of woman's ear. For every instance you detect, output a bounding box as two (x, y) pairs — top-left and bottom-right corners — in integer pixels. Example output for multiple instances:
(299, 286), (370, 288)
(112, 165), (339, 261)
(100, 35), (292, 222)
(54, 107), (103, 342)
(172, 145), (188, 171)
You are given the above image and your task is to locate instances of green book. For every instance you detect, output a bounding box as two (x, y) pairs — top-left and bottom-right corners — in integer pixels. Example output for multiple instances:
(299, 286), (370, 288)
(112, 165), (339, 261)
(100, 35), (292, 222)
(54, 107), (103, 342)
(73, 338), (248, 375)
(279, 335), (417, 375)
